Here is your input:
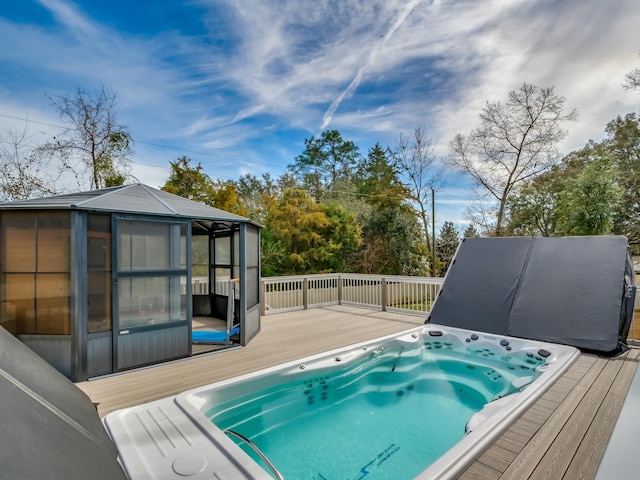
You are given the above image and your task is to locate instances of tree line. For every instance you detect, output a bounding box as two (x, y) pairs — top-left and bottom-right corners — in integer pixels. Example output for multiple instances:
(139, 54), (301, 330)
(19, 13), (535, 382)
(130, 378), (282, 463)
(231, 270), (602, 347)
(2, 71), (640, 276)
(162, 136), (454, 277)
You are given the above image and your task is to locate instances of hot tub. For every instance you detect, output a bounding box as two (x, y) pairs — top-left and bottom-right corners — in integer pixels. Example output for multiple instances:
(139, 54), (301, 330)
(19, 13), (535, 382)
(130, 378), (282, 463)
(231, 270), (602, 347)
(104, 324), (579, 479)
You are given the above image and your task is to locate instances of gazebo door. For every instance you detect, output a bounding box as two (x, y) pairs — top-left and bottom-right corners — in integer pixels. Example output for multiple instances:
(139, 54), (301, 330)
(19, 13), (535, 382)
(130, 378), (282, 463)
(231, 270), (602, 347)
(112, 217), (189, 371)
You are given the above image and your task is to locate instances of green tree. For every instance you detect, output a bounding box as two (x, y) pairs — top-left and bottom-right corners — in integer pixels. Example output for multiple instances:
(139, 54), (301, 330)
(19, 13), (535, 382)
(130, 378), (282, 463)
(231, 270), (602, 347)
(162, 156), (248, 216)
(448, 83), (577, 235)
(38, 86), (133, 190)
(355, 143), (409, 206)
(260, 228), (287, 277)
(506, 142), (621, 238)
(210, 180), (249, 217)
(288, 130), (361, 201)
(357, 206), (427, 275)
(556, 158), (621, 235)
(462, 224), (480, 238)
(162, 156), (214, 202)
(350, 144), (427, 275)
(321, 202), (362, 272)
(235, 173), (279, 223)
(265, 188), (361, 274)
(436, 221), (460, 274)
(606, 114), (640, 244)
(505, 116), (639, 241)
(506, 171), (561, 236)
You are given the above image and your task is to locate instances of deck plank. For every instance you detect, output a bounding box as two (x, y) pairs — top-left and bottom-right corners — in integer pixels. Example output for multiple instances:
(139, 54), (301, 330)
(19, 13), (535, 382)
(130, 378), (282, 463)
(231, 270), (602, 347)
(459, 461), (502, 480)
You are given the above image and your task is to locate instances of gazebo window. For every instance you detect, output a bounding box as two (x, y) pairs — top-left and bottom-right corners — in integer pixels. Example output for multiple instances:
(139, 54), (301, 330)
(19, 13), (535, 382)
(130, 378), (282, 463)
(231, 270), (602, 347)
(87, 214), (112, 333)
(116, 219), (187, 330)
(214, 235), (231, 295)
(246, 225), (260, 309)
(0, 212), (71, 335)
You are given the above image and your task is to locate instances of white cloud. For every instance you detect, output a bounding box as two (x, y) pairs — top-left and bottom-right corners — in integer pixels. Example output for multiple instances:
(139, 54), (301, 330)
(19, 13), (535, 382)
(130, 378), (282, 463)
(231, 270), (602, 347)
(1, 0), (639, 206)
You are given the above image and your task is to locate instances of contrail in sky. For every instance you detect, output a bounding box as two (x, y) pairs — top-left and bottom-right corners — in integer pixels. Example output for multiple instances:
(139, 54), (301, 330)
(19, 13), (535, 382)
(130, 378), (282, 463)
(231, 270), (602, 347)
(320, 0), (424, 131)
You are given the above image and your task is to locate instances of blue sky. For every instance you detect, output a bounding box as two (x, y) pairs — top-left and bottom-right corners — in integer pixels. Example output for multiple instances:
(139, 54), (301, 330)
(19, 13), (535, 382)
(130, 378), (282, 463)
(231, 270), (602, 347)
(1, 0), (639, 230)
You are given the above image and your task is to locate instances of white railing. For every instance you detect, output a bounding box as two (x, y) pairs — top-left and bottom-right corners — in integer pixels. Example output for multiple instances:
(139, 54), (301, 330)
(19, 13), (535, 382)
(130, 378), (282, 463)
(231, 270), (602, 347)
(261, 274), (444, 317)
(182, 277), (234, 296)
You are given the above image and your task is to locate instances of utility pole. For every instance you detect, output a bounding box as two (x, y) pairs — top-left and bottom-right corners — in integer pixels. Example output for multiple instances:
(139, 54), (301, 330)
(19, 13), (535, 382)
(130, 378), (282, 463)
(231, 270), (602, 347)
(431, 188), (436, 277)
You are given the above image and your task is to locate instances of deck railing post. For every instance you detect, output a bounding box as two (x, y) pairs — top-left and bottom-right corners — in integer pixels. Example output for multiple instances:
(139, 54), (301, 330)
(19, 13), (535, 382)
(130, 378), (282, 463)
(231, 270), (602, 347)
(260, 280), (266, 316)
(303, 277), (308, 310)
(381, 278), (387, 312)
(338, 275), (343, 305)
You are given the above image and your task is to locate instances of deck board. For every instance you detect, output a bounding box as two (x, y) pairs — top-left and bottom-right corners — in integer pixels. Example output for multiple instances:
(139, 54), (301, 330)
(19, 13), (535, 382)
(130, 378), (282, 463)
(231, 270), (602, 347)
(76, 306), (640, 479)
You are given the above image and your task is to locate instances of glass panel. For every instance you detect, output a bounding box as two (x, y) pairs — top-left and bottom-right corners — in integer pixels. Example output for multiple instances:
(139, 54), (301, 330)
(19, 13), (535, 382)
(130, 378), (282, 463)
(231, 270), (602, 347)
(180, 224), (187, 269)
(36, 273), (70, 334)
(215, 267), (231, 295)
(88, 215), (112, 333)
(1, 213), (36, 272)
(118, 221), (170, 271)
(87, 215), (111, 271)
(0, 274), (35, 333)
(247, 266), (259, 308)
(37, 212), (71, 272)
(170, 224), (182, 269)
(170, 275), (186, 320)
(233, 231), (240, 268)
(246, 226), (260, 266)
(215, 236), (231, 264)
(191, 235), (209, 278)
(88, 273), (111, 333)
(118, 222), (132, 271)
(118, 276), (183, 329)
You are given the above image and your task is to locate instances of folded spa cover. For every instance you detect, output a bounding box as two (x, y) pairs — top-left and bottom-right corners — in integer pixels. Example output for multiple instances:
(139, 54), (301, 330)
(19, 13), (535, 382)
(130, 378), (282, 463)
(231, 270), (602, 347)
(427, 236), (636, 355)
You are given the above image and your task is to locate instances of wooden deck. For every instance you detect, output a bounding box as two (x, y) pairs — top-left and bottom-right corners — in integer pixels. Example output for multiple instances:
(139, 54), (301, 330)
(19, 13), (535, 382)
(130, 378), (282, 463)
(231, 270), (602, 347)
(77, 305), (640, 479)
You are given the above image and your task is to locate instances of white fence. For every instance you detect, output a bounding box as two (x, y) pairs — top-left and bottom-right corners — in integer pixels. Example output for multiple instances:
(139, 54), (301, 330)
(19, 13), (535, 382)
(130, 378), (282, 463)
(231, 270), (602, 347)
(182, 276), (232, 296)
(261, 274), (444, 317)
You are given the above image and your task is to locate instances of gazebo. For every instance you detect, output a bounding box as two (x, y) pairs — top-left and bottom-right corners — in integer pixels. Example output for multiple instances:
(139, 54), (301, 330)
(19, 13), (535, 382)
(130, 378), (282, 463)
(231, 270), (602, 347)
(0, 184), (261, 381)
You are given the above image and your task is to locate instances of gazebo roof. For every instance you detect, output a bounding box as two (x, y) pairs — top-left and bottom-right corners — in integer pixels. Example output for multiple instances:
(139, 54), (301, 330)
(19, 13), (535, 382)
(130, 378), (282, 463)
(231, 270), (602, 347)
(0, 184), (257, 226)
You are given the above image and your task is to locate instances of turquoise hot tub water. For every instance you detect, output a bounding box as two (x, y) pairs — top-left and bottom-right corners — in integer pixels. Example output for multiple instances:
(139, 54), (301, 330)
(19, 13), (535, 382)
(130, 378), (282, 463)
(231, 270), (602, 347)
(205, 337), (545, 480)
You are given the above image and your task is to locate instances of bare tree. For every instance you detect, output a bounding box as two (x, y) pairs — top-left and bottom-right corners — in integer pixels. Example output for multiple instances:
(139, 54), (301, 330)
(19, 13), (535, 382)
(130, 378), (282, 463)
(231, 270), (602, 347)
(0, 122), (61, 201)
(38, 86), (133, 190)
(448, 83), (577, 235)
(624, 69), (640, 90)
(623, 51), (640, 91)
(392, 126), (445, 255)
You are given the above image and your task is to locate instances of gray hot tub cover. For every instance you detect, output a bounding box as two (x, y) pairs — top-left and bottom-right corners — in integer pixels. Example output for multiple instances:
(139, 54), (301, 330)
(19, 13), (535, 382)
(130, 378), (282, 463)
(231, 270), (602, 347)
(0, 326), (127, 480)
(427, 236), (635, 355)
